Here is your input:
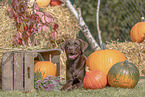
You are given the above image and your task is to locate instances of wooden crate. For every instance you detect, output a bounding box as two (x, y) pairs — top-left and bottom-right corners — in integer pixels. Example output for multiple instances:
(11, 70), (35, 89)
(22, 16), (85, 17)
(2, 49), (61, 92)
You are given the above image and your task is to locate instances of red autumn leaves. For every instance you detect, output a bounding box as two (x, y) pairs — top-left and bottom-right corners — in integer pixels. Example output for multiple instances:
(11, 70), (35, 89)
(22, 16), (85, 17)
(7, 0), (59, 46)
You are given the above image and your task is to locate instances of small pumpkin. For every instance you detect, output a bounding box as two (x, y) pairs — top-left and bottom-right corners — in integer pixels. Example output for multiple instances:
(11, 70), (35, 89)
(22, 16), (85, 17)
(86, 45), (126, 76)
(130, 22), (145, 43)
(83, 68), (107, 89)
(34, 61), (57, 79)
(50, 0), (62, 6)
(107, 60), (140, 88)
(36, 0), (51, 7)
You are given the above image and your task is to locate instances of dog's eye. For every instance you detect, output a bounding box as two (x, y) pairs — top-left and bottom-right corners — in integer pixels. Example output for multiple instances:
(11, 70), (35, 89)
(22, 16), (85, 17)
(67, 42), (70, 46)
(74, 42), (78, 46)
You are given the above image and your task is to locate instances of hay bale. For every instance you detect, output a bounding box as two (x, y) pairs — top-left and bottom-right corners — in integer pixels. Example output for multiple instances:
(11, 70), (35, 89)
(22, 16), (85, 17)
(106, 40), (145, 76)
(43, 5), (79, 40)
(0, 5), (17, 55)
(0, 5), (17, 58)
(35, 5), (80, 48)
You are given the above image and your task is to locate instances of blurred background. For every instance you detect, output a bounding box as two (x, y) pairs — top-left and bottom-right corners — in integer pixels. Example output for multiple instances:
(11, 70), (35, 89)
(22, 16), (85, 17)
(72, 0), (145, 55)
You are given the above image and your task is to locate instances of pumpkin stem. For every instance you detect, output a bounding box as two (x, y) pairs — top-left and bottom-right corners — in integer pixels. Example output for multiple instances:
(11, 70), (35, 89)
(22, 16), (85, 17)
(123, 60), (129, 66)
(141, 17), (145, 22)
(101, 43), (107, 50)
(85, 67), (90, 72)
(37, 53), (45, 61)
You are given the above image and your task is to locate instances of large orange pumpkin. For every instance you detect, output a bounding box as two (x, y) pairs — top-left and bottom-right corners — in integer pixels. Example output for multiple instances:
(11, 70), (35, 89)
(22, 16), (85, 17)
(36, 0), (51, 7)
(34, 61), (57, 79)
(130, 22), (145, 43)
(86, 49), (126, 76)
(83, 69), (107, 89)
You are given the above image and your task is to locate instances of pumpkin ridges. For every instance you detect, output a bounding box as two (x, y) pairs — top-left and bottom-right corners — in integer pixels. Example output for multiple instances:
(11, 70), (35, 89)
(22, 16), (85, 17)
(88, 71), (98, 89)
(86, 49), (126, 76)
(36, 0), (51, 7)
(93, 71), (102, 89)
(100, 71), (107, 88)
(89, 73), (96, 89)
(99, 72), (107, 88)
(130, 22), (145, 43)
(137, 22), (145, 42)
(108, 60), (139, 88)
(83, 70), (107, 89)
(97, 72), (104, 88)
(34, 61), (57, 79)
(83, 72), (89, 89)
(88, 71), (95, 89)
(83, 72), (92, 89)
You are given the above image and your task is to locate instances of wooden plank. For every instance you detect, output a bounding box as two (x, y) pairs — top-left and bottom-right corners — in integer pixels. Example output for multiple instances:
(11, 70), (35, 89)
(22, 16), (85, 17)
(51, 55), (60, 77)
(13, 52), (23, 91)
(40, 52), (49, 61)
(24, 52), (35, 92)
(2, 52), (14, 91)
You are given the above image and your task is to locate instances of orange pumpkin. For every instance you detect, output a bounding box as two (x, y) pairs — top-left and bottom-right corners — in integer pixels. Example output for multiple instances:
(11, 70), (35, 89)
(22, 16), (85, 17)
(36, 0), (51, 7)
(130, 22), (145, 43)
(83, 69), (107, 89)
(50, 0), (62, 6)
(34, 61), (57, 79)
(86, 48), (126, 76)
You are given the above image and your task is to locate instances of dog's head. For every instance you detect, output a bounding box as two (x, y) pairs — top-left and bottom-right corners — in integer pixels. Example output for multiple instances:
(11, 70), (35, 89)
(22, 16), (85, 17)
(60, 39), (88, 60)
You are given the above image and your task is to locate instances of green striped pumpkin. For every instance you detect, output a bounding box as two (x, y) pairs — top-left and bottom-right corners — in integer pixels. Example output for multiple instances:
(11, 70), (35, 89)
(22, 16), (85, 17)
(107, 60), (140, 88)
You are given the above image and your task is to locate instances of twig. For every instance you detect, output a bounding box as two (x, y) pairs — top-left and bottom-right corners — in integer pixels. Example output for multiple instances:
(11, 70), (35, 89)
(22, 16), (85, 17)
(96, 0), (102, 48)
(62, 0), (101, 51)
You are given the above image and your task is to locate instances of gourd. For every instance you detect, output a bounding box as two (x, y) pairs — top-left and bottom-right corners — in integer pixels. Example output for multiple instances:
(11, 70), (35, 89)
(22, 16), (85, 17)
(107, 60), (140, 88)
(86, 45), (126, 76)
(83, 68), (107, 89)
(130, 21), (145, 43)
(36, 0), (51, 7)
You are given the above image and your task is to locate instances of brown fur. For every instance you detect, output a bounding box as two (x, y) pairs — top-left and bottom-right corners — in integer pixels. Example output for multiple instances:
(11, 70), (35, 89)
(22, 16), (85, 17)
(60, 39), (88, 91)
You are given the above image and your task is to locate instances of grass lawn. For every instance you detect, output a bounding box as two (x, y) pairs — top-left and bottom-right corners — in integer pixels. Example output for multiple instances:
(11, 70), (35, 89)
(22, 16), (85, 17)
(0, 77), (145, 97)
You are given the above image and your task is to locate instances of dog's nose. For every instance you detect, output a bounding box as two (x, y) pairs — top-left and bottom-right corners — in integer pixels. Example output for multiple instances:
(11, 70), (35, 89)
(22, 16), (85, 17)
(68, 46), (74, 51)
(69, 47), (73, 51)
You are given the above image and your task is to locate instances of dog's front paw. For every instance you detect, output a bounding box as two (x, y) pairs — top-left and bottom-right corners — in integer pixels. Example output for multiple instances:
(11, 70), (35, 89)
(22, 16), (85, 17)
(60, 86), (66, 91)
(61, 84), (77, 92)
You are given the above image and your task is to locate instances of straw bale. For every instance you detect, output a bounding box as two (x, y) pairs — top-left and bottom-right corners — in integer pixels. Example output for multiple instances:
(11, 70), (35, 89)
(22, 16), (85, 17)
(106, 40), (145, 76)
(0, 5), (17, 48)
(43, 5), (79, 39)
(35, 4), (80, 48)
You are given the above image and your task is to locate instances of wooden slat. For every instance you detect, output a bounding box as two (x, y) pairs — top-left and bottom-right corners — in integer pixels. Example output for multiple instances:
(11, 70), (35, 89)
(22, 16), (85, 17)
(51, 55), (60, 77)
(24, 52), (35, 92)
(2, 52), (14, 91)
(13, 52), (23, 91)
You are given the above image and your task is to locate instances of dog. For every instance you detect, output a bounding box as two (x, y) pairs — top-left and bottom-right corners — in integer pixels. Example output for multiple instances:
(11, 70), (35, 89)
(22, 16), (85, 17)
(60, 39), (88, 91)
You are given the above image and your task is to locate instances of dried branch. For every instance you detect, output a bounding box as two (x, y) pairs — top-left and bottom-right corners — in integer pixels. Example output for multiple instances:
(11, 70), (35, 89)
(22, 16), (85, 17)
(96, 0), (102, 48)
(62, 0), (101, 50)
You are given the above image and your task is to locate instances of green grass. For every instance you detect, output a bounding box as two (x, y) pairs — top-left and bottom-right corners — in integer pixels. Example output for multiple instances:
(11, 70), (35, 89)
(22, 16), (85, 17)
(0, 78), (145, 97)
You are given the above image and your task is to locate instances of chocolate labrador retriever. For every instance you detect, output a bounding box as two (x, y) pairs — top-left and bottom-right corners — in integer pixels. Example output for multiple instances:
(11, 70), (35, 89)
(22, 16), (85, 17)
(60, 39), (88, 91)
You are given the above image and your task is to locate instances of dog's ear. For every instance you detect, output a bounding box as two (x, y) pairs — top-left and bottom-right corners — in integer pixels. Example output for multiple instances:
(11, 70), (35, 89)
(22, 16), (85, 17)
(78, 39), (88, 53)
